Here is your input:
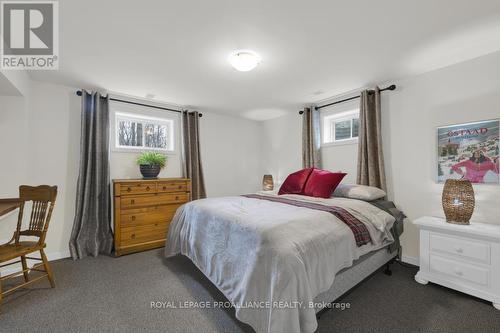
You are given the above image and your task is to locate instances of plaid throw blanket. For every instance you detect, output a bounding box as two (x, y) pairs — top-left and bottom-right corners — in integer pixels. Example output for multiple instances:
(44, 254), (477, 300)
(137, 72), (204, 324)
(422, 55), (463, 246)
(242, 194), (372, 247)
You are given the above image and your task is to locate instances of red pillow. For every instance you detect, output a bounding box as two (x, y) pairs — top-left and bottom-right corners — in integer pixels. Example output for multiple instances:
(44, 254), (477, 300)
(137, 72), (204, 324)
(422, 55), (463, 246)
(303, 169), (347, 198)
(278, 168), (313, 195)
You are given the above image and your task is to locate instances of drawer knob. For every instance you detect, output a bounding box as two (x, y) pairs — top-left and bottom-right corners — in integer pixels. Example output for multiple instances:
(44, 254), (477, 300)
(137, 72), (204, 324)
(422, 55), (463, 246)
(131, 234), (136, 239)
(453, 268), (463, 276)
(146, 186), (150, 191)
(454, 246), (464, 253)
(175, 196), (179, 200)
(131, 199), (135, 204)
(127, 187), (131, 192)
(131, 216), (136, 221)
(178, 185), (182, 189)
(163, 186), (167, 190)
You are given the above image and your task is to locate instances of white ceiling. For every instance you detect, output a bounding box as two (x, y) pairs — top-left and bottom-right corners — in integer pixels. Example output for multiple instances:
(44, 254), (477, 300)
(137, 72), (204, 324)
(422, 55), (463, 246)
(29, 0), (500, 120)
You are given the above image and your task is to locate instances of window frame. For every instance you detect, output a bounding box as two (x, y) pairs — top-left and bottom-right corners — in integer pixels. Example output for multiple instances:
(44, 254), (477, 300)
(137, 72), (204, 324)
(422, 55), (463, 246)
(321, 109), (360, 147)
(113, 111), (176, 153)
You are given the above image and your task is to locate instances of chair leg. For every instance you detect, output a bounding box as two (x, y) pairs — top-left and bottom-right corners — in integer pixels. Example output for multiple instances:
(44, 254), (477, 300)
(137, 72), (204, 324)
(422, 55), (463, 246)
(40, 250), (55, 288)
(21, 255), (29, 282)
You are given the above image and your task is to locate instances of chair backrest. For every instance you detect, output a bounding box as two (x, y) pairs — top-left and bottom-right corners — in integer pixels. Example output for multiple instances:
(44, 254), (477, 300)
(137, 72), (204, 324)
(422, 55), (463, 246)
(16, 185), (58, 245)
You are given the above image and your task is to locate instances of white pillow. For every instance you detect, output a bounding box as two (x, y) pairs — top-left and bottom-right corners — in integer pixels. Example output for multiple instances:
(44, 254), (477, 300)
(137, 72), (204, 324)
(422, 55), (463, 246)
(332, 184), (386, 201)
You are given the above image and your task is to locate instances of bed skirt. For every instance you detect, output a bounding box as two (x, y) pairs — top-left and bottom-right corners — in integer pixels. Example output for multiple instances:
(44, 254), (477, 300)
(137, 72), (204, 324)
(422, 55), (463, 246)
(314, 246), (396, 313)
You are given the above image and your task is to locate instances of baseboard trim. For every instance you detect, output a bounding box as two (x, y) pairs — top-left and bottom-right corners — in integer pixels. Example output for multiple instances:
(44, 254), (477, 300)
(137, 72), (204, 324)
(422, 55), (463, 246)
(46, 249), (71, 262)
(0, 249), (70, 275)
(401, 255), (419, 266)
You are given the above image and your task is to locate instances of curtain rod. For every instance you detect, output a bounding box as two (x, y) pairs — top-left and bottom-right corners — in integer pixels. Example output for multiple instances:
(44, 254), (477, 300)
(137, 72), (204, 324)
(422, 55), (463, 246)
(75, 90), (202, 117)
(299, 84), (396, 114)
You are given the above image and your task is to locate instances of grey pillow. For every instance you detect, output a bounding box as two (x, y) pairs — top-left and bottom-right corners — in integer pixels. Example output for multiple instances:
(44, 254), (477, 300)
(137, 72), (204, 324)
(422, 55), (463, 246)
(333, 184), (386, 201)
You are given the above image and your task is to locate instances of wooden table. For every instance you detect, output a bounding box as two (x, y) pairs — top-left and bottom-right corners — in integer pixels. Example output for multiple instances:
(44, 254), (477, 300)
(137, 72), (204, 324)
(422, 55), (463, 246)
(0, 199), (21, 218)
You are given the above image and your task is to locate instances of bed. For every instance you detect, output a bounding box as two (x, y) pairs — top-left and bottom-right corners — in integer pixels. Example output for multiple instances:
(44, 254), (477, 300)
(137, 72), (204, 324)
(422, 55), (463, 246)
(165, 191), (404, 333)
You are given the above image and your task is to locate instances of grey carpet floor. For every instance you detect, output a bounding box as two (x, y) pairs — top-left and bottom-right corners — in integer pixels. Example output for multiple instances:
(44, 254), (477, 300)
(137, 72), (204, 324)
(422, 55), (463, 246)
(1, 249), (499, 333)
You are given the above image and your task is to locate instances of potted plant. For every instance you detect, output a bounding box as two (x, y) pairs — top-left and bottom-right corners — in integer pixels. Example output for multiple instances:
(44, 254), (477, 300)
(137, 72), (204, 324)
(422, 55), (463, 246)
(137, 152), (167, 179)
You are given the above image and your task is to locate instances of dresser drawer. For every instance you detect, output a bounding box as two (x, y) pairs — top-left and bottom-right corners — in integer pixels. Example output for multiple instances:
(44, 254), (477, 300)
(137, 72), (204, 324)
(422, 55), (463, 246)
(158, 181), (189, 193)
(120, 204), (182, 227)
(120, 183), (157, 195)
(430, 233), (490, 264)
(121, 193), (189, 209)
(121, 222), (169, 246)
(430, 254), (490, 287)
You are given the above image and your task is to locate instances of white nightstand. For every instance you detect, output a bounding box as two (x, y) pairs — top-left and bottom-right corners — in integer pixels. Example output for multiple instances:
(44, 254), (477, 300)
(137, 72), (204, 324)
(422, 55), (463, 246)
(414, 216), (500, 310)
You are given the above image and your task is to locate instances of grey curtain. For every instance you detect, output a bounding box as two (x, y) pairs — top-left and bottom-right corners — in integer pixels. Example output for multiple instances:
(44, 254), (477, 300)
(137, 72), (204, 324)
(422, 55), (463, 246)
(357, 87), (387, 191)
(69, 91), (114, 259)
(302, 106), (322, 168)
(182, 111), (206, 200)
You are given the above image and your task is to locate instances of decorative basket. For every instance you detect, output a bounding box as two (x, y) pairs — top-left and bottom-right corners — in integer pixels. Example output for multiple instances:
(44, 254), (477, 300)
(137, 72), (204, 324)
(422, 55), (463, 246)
(442, 179), (475, 225)
(262, 175), (274, 191)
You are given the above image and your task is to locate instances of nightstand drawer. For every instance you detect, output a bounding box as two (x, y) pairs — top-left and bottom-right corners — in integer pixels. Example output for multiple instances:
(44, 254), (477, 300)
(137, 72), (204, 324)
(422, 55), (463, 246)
(430, 254), (490, 287)
(430, 233), (490, 264)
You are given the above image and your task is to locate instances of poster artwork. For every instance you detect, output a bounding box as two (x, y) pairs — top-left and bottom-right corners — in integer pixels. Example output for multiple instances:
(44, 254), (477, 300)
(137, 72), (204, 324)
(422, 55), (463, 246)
(437, 120), (499, 184)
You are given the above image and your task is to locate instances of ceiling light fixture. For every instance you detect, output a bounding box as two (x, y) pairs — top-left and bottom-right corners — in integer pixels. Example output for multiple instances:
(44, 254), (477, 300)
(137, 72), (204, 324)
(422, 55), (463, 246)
(228, 50), (261, 72)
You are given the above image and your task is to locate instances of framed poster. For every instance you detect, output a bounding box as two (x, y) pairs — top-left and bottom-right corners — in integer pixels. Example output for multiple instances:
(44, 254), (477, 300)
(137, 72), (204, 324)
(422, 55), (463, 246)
(437, 119), (499, 184)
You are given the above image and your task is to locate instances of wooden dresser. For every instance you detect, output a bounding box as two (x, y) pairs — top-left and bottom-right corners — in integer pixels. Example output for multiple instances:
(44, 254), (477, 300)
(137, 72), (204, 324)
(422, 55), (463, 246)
(113, 178), (191, 256)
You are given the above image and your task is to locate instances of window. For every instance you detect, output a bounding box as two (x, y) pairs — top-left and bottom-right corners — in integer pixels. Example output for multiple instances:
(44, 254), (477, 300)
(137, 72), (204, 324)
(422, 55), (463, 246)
(115, 112), (174, 152)
(322, 110), (359, 144)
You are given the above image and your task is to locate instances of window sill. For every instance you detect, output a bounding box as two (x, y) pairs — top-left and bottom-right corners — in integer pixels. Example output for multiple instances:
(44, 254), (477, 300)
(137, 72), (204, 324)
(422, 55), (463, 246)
(111, 147), (177, 155)
(321, 139), (358, 148)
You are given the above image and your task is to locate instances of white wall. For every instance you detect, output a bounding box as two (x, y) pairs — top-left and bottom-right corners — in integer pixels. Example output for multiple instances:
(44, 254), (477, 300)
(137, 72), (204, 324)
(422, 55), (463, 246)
(109, 100), (183, 180)
(0, 79), (262, 264)
(0, 96), (30, 246)
(320, 99), (360, 183)
(0, 97), (29, 196)
(26, 82), (81, 257)
(108, 99), (263, 196)
(261, 51), (500, 260)
(384, 52), (500, 259)
(0, 80), (80, 262)
(5, 51), (499, 264)
(260, 114), (302, 187)
(200, 112), (262, 196)
(259, 99), (360, 186)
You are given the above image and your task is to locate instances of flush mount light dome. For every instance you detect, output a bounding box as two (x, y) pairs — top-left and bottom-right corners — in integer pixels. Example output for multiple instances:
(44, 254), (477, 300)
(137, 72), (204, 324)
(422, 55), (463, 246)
(228, 50), (261, 72)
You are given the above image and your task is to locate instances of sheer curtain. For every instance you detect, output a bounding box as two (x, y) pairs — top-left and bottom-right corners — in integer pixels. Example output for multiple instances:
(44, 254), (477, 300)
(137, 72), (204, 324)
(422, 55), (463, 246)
(69, 91), (114, 259)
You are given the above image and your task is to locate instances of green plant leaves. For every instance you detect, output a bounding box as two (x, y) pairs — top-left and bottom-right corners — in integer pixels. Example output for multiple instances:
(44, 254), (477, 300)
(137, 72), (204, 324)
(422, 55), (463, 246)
(136, 152), (167, 168)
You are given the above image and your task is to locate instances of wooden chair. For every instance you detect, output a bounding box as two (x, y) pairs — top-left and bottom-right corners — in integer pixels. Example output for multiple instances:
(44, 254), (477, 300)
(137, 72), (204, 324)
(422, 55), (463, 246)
(0, 185), (58, 308)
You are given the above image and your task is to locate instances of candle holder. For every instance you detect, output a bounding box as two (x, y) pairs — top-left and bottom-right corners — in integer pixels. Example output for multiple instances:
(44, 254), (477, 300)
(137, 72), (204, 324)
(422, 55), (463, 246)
(442, 179), (475, 225)
(262, 175), (274, 191)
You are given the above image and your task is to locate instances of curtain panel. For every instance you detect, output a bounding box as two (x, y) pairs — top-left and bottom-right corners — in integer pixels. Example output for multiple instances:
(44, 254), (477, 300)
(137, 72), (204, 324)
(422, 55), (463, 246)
(69, 91), (114, 259)
(182, 111), (207, 200)
(302, 106), (322, 169)
(356, 87), (387, 191)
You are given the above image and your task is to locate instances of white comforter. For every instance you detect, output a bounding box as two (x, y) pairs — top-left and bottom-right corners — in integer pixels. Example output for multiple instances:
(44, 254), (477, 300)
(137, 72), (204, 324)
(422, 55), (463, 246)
(165, 193), (395, 333)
